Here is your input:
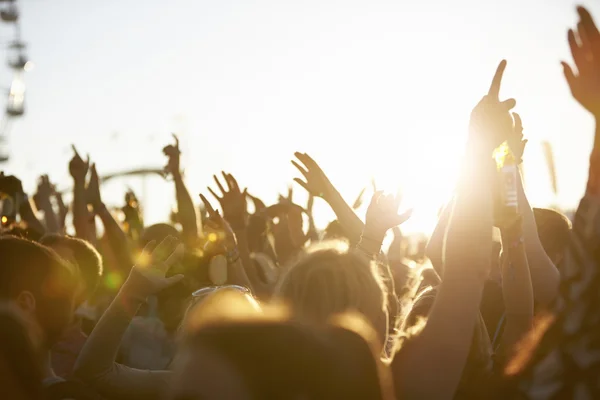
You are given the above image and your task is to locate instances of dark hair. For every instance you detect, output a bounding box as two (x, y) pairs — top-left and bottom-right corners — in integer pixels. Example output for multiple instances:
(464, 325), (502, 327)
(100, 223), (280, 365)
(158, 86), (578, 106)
(0, 304), (44, 400)
(0, 237), (76, 346)
(2, 226), (43, 242)
(40, 234), (103, 296)
(533, 208), (571, 264)
(180, 321), (393, 399)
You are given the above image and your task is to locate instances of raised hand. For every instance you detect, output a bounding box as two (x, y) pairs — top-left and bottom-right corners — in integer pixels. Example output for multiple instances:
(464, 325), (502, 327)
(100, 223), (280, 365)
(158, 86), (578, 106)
(562, 7), (600, 116)
(33, 175), (53, 210)
(163, 134), (181, 177)
(507, 112), (528, 164)
(87, 164), (103, 210)
(130, 236), (184, 296)
(292, 152), (334, 199)
(469, 61), (517, 155)
(69, 145), (90, 183)
(199, 193), (237, 251)
(207, 172), (248, 230)
(363, 191), (412, 241)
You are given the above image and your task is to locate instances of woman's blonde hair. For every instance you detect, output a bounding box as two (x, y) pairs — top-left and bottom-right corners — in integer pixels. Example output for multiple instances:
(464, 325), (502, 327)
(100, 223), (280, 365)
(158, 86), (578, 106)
(273, 240), (389, 344)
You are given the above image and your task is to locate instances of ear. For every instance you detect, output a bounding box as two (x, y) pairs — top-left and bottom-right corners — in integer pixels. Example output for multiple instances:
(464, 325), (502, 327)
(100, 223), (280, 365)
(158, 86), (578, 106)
(15, 290), (36, 315)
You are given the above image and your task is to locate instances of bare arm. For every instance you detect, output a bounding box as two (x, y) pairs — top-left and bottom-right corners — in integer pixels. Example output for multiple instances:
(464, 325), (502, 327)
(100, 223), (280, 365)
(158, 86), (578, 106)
(394, 158), (494, 400)
(292, 152), (365, 244)
(498, 219), (534, 359)
(164, 135), (199, 246)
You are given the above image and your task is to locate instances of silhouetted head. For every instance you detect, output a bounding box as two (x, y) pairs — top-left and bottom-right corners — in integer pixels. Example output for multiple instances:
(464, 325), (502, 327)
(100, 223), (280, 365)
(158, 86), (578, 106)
(274, 241), (389, 345)
(139, 223), (180, 248)
(172, 320), (393, 400)
(40, 234), (103, 306)
(0, 237), (76, 348)
(533, 208), (571, 267)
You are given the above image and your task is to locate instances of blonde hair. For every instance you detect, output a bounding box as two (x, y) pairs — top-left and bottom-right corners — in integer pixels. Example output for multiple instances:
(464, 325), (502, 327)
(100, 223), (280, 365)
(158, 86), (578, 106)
(273, 240), (389, 345)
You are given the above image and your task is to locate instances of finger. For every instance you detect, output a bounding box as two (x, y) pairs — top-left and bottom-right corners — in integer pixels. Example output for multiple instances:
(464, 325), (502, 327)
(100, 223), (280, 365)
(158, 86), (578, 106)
(227, 173), (240, 192)
(163, 243), (184, 270)
(512, 112), (523, 133)
(85, 154), (91, 168)
(394, 187), (403, 211)
(71, 145), (80, 159)
(370, 190), (384, 206)
(287, 186), (293, 201)
(561, 61), (577, 92)
(295, 152), (318, 171)
(172, 133), (180, 149)
(578, 6), (600, 44)
(207, 187), (221, 203)
(291, 160), (309, 178)
(213, 175), (226, 195)
(152, 236), (179, 265)
(488, 60), (507, 99)
(394, 209), (413, 225)
(293, 178), (312, 194)
(140, 240), (157, 260)
(577, 22), (591, 53)
(164, 274), (185, 286)
(200, 193), (217, 217)
(568, 29), (585, 71)
(221, 171), (232, 191)
(499, 98), (516, 110)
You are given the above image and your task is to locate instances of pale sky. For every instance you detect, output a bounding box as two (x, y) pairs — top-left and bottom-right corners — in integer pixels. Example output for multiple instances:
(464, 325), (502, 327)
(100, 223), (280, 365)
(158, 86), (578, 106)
(1, 0), (596, 233)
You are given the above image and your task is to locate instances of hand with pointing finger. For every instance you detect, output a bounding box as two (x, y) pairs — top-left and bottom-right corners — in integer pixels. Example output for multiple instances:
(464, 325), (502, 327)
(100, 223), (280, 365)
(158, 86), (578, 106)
(469, 60), (517, 155)
(69, 145), (90, 184)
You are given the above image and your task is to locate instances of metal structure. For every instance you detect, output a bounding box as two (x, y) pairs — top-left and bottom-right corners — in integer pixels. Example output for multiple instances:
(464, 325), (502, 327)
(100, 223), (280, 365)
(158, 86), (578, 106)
(0, 0), (29, 163)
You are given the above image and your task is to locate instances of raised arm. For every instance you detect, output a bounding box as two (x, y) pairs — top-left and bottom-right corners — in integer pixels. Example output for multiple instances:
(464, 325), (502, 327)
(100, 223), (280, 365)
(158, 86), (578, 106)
(73, 237), (183, 400)
(33, 175), (61, 233)
(164, 134), (198, 246)
(292, 152), (365, 244)
(497, 214), (533, 361)
(394, 61), (516, 399)
(200, 190), (255, 293)
(505, 114), (560, 306)
(87, 163), (134, 270)
(69, 146), (93, 241)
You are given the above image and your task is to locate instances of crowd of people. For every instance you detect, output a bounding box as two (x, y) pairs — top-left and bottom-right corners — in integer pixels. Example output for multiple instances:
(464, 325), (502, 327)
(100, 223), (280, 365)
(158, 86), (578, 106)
(1, 5), (599, 400)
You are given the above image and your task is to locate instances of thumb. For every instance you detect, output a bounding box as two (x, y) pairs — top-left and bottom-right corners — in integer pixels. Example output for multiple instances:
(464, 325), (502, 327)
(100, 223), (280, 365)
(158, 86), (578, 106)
(164, 274), (185, 286)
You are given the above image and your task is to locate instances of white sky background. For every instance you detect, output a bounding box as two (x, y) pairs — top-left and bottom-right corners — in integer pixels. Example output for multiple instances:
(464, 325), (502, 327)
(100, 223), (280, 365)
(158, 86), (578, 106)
(1, 0), (596, 233)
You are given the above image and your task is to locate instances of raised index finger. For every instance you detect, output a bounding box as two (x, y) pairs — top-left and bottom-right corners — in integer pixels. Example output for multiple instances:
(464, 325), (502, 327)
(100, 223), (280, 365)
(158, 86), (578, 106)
(71, 145), (81, 159)
(488, 60), (507, 99)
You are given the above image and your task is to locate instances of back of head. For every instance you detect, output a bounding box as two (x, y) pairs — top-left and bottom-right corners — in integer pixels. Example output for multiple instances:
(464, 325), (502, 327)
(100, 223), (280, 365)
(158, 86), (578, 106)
(0, 303), (44, 400)
(173, 320), (393, 399)
(274, 241), (388, 344)
(533, 208), (571, 266)
(40, 234), (103, 301)
(139, 223), (180, 248)
(0, 237), (76, 347)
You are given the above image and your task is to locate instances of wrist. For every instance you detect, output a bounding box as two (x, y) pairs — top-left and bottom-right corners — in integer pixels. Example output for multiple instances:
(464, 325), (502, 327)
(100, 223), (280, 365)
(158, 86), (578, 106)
(360, 228), (385, 245)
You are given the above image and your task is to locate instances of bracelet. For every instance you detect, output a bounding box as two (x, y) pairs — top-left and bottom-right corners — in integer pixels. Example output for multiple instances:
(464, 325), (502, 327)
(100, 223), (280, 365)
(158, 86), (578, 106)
(226, 248), (240, 264)
(355, 245), (377, 259)
(359, 234), (382, 244)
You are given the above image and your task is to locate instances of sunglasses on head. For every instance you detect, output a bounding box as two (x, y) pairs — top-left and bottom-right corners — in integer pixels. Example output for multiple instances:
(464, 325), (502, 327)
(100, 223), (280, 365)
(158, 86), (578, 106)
(191, 285), (250, 298)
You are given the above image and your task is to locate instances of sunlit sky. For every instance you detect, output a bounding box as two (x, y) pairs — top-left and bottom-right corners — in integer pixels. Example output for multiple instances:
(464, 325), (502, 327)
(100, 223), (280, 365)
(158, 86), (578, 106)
(1, 0), (597, 233)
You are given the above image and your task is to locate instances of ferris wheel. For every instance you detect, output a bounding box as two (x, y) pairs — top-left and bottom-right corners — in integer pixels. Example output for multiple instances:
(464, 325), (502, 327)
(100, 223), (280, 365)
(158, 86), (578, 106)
(0, 0), (31, 163)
